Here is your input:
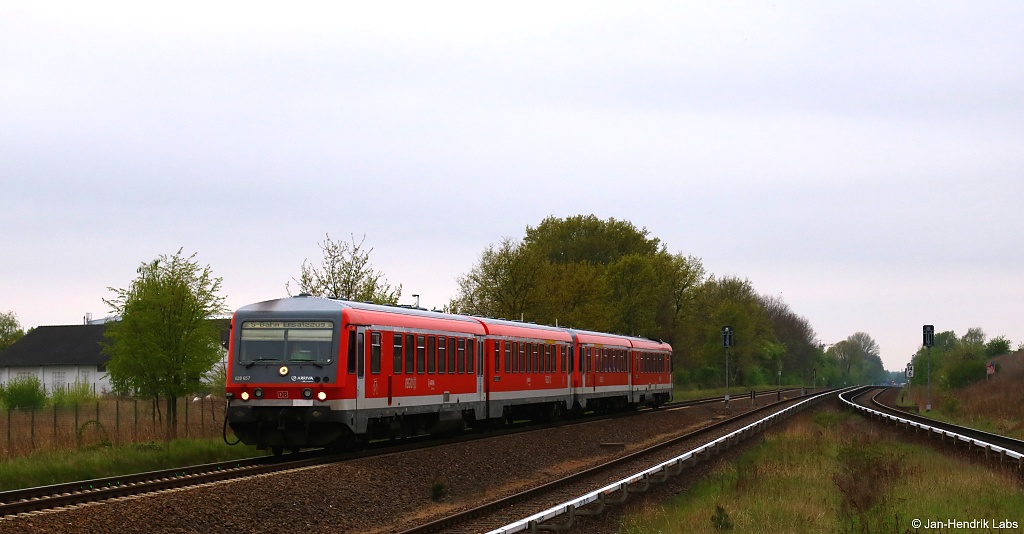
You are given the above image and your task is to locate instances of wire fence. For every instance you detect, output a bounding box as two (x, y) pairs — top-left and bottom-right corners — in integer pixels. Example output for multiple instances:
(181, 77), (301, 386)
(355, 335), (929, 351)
(1, 396), (227, 459)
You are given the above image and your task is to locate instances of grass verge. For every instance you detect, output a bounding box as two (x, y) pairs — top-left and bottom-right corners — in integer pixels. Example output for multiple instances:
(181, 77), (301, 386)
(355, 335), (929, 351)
(0, 438), (263, 492)
(619, 405), (1024, 533)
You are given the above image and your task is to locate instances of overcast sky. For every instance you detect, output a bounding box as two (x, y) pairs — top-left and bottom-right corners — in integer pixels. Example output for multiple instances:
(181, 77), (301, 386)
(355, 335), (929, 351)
(3, 2), (1022, 371)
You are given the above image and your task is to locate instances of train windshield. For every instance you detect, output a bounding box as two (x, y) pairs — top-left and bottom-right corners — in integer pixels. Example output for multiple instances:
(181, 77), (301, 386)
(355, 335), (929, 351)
(239, 321), (335, 365)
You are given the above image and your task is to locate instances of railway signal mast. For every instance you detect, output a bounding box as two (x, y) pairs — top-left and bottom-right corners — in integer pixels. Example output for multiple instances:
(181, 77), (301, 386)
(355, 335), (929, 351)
(923, 324), (934, 411)
(722, 326), (734, 410)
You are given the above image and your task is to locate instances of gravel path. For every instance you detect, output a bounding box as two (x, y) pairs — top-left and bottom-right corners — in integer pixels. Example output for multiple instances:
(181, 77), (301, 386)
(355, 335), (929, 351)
(0, 398), (777, 533)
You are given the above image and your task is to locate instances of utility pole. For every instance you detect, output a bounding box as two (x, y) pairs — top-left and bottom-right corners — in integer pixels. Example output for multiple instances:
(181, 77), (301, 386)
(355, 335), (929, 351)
(923, 325), (934, 411)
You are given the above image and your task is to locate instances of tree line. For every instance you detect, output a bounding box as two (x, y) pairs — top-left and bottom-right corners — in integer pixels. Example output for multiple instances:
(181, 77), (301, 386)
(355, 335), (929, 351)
(449, 214), (888, 388)
(908, 327), (1016, 389)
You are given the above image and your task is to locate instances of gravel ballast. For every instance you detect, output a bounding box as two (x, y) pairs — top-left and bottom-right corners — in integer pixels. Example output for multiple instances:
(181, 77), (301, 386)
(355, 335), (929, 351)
(0, 398), (780, 533)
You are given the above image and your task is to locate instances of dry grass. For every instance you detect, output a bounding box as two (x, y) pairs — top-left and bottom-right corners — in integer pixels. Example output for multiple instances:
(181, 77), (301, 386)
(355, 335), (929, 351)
(619, 405), (1024, 534)
(0, 396), (227, 459)
(908, 350), (1024, 438)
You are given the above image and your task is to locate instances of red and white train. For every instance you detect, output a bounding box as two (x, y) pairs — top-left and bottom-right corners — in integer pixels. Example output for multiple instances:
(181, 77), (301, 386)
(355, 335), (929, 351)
(224, 295), (673, 453)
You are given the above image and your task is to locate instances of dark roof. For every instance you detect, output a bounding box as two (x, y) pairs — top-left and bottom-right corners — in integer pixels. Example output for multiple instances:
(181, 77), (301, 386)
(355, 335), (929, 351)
(0, 325), (108, 367)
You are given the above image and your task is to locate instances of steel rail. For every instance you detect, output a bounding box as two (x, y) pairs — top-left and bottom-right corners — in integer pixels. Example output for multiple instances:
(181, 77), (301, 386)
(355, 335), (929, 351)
(400, 388), (841, 534)
(840, 387), (1024, 468)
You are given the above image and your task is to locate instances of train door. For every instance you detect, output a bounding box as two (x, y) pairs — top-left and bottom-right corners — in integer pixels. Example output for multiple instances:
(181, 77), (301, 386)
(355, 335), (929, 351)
(586, 346), (596, 391)
(354, 326), (366, 412)
(475, 337), (485, 403)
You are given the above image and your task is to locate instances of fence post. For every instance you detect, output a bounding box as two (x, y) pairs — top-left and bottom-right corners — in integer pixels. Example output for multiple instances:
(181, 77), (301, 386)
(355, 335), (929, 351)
(53, 404), (57, 440)
(31, 409), (36, 451)
(74, 403), (79, 436)
(116, 399), (120, 444)
(134, 399), (139, 441)
(7, 407), (11, 457)
(185, 397), (189, 438)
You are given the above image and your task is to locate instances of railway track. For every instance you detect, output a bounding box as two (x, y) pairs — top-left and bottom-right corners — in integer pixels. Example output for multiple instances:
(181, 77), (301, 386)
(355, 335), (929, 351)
(0, 388), (801, 519)
(397, 389), (837, 534)
(841, 386), (1024, 464)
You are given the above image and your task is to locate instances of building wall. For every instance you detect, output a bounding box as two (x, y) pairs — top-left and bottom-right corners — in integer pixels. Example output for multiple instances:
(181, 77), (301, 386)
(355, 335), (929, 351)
(0, 365), (112, 395)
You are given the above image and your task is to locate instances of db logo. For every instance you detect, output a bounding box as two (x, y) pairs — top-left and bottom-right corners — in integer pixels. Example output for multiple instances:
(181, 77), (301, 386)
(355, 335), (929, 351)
(277, 391), (289, 399)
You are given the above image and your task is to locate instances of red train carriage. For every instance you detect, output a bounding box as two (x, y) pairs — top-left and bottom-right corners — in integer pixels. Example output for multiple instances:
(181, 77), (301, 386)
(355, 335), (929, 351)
(627, 336), (673, 407)
(568, 329), (633, 413)
(225, 296), (487, 452)
(479, 318), (574, 423)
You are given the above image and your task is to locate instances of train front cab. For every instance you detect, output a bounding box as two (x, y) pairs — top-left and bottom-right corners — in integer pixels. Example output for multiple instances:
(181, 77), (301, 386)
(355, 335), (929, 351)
(225, 298), (352, 452)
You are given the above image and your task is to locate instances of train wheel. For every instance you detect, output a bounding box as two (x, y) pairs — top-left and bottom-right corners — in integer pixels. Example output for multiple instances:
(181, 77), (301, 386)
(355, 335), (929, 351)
(551, 402), (564, 421)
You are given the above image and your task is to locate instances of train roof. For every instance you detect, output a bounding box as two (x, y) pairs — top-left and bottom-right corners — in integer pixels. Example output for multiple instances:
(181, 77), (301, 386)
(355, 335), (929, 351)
(233, 297), (670, 349)
(474, 317), (574, 341)
(566, 328), (632, 347)
(234, 296), (485, 334)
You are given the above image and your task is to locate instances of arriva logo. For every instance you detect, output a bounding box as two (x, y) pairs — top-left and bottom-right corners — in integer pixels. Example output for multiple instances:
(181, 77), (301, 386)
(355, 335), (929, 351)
(290, 375), (315, 382)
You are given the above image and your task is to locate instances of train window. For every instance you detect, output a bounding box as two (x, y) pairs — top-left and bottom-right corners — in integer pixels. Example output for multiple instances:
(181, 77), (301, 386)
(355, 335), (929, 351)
(467, 338), (475, 374)
(561, 346), (567, 373)
(393, 334), (403, 373)
(494, 341), (501, 374)
(405, 334), (415, 374)
(240, 321), (335, 365)
(356, 333), (365, 378)
(457, 338), (466, 374)
(520, 343), (526, 373)
(546, 345), (553, 373)
(511, 342), (518, 373)
(438, 337), (447, 374)
(347, 331), (356, 374)
(427, 336), (436, 374)
(416, 335), (426, 374)
(585, 347), (590, 373)
(447, 337), (456, 373)
(478, 340), (484, 376)
(504, 341), (512, 374)
(370, 332), (381, 374)
(524, 343), (532, 373)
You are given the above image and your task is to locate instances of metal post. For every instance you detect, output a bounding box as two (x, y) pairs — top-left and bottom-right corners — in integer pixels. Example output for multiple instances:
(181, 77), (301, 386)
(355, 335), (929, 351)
(722, 326), (733, 411)
(924, 325), (934, 412)
(725, 346), (730, 411)
(926, 345), (932, 412)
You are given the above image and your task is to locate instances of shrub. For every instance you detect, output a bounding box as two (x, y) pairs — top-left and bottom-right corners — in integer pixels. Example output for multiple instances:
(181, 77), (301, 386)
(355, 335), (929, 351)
(50, 379), (98, 408)
(943, 360), (985, 389)
(430, 479), (447, 501)
(4, 376), (46, 409)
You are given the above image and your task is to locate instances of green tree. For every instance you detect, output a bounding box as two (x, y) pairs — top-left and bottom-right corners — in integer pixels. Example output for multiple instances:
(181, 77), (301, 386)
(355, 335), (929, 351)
(827, 332), (885, 385)
(758, 294), (819, 381)
(450, 236), (542, 319)
(288, 233), (401, 304)
(680, 276), (776, 387)
(103, 249), (227, 439)
(523, 215), (661, 265)
(0, 311), (25, 352)
(985, 336), (1011, 357)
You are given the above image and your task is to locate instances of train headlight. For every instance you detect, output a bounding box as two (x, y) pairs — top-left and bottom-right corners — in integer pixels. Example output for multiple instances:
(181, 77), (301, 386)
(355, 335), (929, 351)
(317, 391), (327, 401)
(253, 388), (264, 399)
(302, 388), (313, 399)
(240, 391), (250, 401)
